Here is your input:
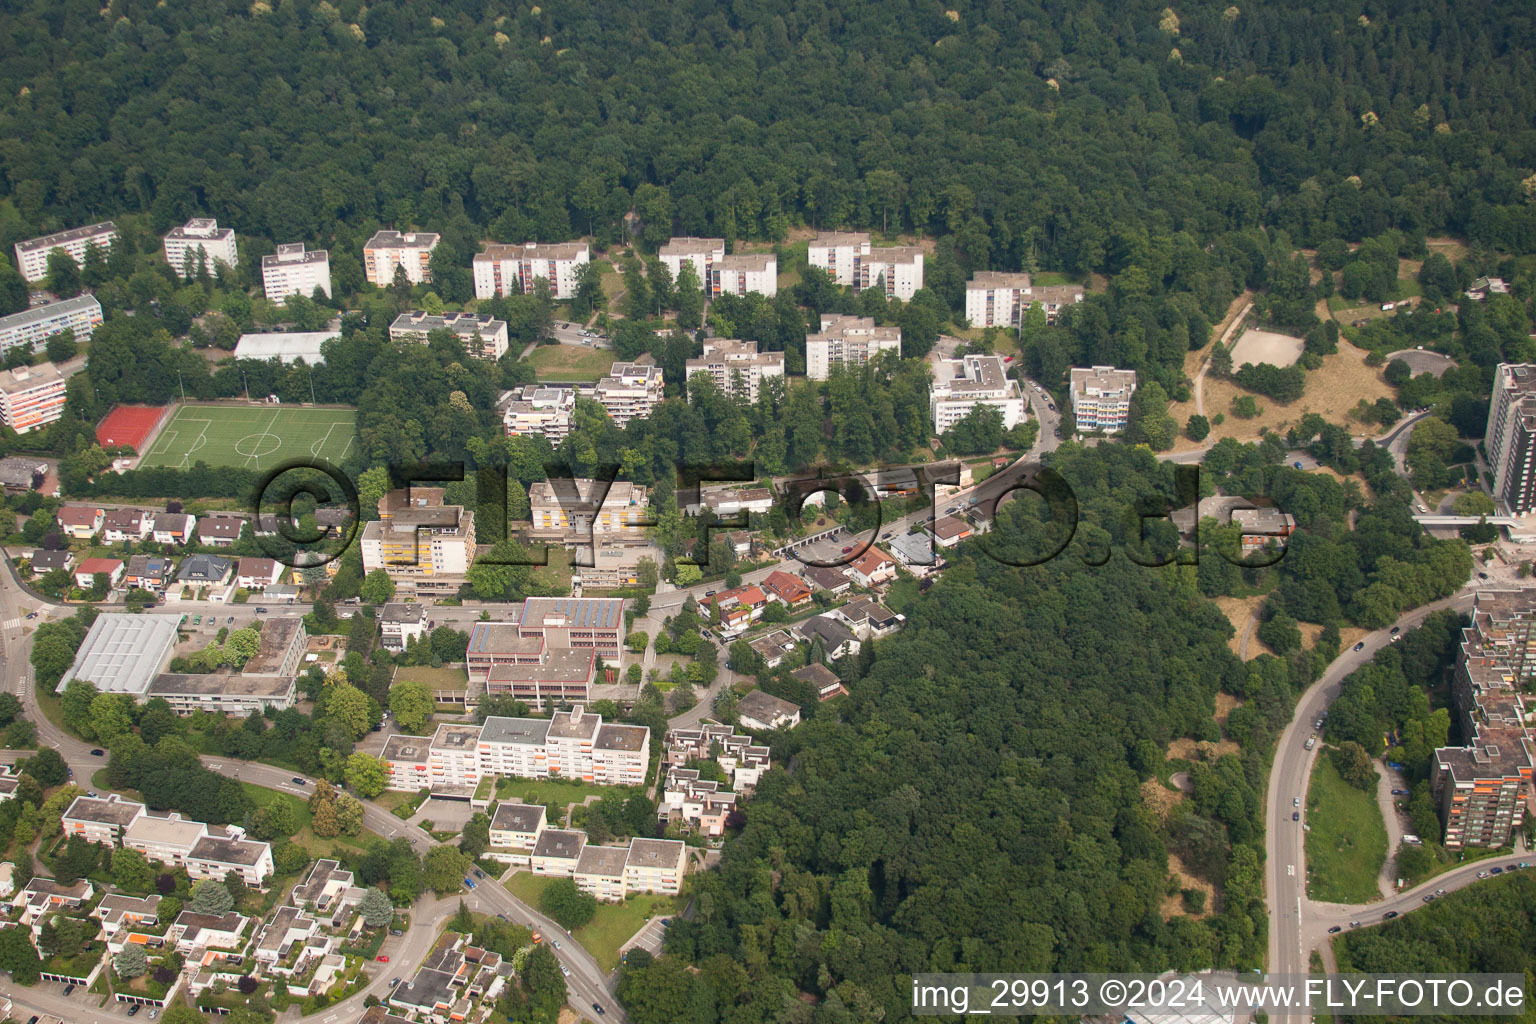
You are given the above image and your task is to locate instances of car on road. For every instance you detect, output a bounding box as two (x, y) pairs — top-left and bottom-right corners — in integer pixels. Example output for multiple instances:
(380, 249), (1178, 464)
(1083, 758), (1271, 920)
(1294, 462), (1304, 469)
(257, 607), (268, 613)
(377, 955), (389, 962)
(227, 616), (234, 624)
(27, 1016), (37, 1024)
(1491, 866), (1504, 875)
(90, 748), (104, 756)
(1350, 920), (1361, 928)
(496, 914), (507, 921)
(882, 532), (892, 539)
(1423, 894), (1435, 902)
(291, 777), (306, 785)
(592, 1006), (606, 1016)
(1328, 926), (1342, 933)
(464, 878), (477, 889)
(474, 869), (485, 879)
(390, 977), (401, 986)
(561, 964), (571, 977)
(1479, 572), (1489, 579)
(1478, 870), (1490, 878)
(552, 939), (561, 950)
(1353, 641), (1365, 651)
(25, 611), (36, 619)
(1436, 888), (1446, 896)
(192, 615), (201, 624)
(1392, 789), (1411, 796)
(1390, 626), (1400, 635)
(1048, 403), (1055, 411)
(1294, 796), (1300, 806)
(1384, 911), (1398, 919)
(1292, 811), (1299, 821)
(842, 546), (852, 553)
(1315, 719), (1324, 729)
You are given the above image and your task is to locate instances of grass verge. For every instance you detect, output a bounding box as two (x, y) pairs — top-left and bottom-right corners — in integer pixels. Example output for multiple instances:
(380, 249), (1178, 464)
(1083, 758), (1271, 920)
(1304, 752), (1386, 903)
(504, 871), (676, 970)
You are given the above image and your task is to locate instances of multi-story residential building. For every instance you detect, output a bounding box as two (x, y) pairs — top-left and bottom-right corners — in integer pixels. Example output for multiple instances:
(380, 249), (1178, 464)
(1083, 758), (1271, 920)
(62, 793), (146, 844)
(528, 480), (650, 546)
(381, 735), (431, 793)
(593, 721), (650, 785)
(805, 314), (902, 380)
(380, 602), (428, 652)
(360, 503), (476, 600)
(624, 838), (687, 895)
(658, 237), (724, 287)
(930, 354), (1027, 432)
(125, 812), (210, 866)
(0, 362), (66, 434)
(244, 616), (307, 678)
(709, 253), (777, 298)
(806, 231), (872, 286)
(389, 311), (509, 360)
(487, 802), (547, 863)
(543, 704), (599, 780)
(149, 511), (196, 545)
(657, 767), (738, 837)
(576, 540), (663, 590)
(163, 218), (238, 275)
(591, 363), (664, 426)
(806, 232), (925, 298)
(472, 241), (590, 300)
(477, 717), (551, 780)
(500, 385), (577, 443)
(685, 338), (784, 402)
(1485, 364), (1536, 514)
(186, 831), (274, 886)
(1432, 589), (1536, 850)
(0, 295), (104, 356)
(428, 723), (484, 792)
(964, 271), (1085, 328)
(146, 673), (298, 716)
(13, 877), (93, 926)
(529, 829), (587, 877)
(363, 231), (439, 286)
(94, 893), (163, 953)
(14, 222), (117, 282)
(56, 504), (104, 540)
(170, 910), (249, 955)
(1069, 365), (1137, 434)
(573, 845), (630, 903)
(261, 243), (332, 301)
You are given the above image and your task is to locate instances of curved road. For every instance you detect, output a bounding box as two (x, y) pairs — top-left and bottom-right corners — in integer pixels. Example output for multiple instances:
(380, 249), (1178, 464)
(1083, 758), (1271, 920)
(0, 561), (627, 1022)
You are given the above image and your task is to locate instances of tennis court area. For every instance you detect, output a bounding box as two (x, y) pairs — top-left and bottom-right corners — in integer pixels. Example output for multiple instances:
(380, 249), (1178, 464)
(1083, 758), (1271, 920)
(137, 405), (357, 470)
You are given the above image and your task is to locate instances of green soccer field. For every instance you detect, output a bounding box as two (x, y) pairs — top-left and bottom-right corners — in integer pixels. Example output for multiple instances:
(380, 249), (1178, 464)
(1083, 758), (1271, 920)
(137, 405), (358, 470)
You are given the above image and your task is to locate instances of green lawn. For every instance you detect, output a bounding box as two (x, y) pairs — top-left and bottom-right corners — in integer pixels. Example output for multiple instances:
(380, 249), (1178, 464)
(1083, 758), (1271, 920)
(523, 344), (616, 381)
(137, 404), (357, 470)
(504, 871), (676, 970)
(393, 665), (469, 690)
(495, 776), (636, 811)
(243, 780), (313, 829)
(1305, 752), (1387, 903)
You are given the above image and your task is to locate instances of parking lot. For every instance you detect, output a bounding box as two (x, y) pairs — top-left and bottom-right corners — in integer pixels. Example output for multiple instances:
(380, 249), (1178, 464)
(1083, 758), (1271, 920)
(620, 915), (669, 961)
(551, 320), (607, 347)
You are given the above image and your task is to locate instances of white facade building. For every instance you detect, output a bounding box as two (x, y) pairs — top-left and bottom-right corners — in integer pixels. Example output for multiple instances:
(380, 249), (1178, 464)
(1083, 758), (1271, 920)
(389, 311), (509, 360)
(709, 253), (777, 298)
(13, 222), (117, 283)
(472, 242), (590, 300)
(658, 237), (724, 287)
(501, 385), (577, 443)
(930, 354), (1026, 432)
(964, 271), (1085, 328)
(806, 232), (924, 299)
(0, 362), (67, 434)
(0, 295), (103, 357)
(164, 219), (238, 275)
(363, 231), (438, 286)
(805, 314), (901, 380)
(686, 338), (785, 402)
(1069, 365), (1138, 434)
(592, 363), (664, 426)
(806, 231), (871, 286)
(261, 244), (332, 300)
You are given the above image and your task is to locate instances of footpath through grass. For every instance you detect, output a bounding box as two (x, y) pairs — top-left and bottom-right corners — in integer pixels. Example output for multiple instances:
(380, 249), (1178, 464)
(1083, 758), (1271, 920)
(504, 870), (675, 970)
(1304, 752), (1387, 904)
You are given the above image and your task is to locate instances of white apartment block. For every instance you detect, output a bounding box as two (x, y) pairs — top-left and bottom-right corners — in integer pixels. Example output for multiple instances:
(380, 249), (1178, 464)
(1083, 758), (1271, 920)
(805, 314), (902, 380)
(500, 385), (577, 444)
(390, 310), (509, 360)
(380, 734), (431, 793)
(964, 271), (1085, 328)
(363, 230), (438, 286)
(261, 244), (332, 301)
(658, 237), (724, 287)
(807, 232), (925, 299)
(164, 218), (238, 275)
(360, 502), (477, 601)
(472, 241), (590, 300)
(427, 723), (484, 790)
(530, 829), (587, 877)
(856, 246), (924, 300)
(930, 354), (1027, 432)
(573, 845), (630, 903)
(686, 338), (784, 402)
(709, 253), (777, 298)
(591, 362), (664, 426)
(0, 295), (103, 356)
(62, 793), (146, 844)
(13, 222), (117, 282)
(528, 479), (650, 543)
(487, 802), (547, 862)
(0, 362), (67, 434)
(379, 602), (427, 653)
(124, 812), (209, 867)
(1069, 365), (1138, 434)
(186, 832), (275, 887)
(624, 837), (688, 895)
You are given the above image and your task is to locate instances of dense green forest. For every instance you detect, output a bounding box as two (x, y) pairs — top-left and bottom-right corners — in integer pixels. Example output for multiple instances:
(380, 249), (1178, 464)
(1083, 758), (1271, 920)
(1333, 872), (1536, 1024)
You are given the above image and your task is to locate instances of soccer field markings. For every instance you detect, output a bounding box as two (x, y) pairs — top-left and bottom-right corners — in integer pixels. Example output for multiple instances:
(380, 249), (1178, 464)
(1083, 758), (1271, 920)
(243, 408), (285, 469)
(178, 417), (213, 470)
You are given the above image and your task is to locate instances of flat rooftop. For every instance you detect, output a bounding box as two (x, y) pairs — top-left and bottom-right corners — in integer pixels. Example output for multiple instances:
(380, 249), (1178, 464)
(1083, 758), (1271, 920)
(467, 622), (542, 656)
(148, 672), (296, 699)
(245, 616), (304, 675)
(189, 834), (268, 867)
(58, 613), (181, 695)
(431, 723), (482, 751)
(594, 723), (648, 752)
(478, 716), (551, 746)
(64, 794), (145, 827)
(626, 837), (685, 869)
(382, 735), (429, 762)
(520, 596), (625, 630)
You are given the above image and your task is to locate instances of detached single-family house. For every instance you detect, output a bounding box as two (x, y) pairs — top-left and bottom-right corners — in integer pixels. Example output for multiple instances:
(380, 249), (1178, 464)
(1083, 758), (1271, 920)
(929, 515), (972, 548)
(102, 507), (151, 543)
(124, 554), (175, 592)
(236, 557), (282, 589)
(736, 689), (802, 732)
(761, 570), (812, 609)
(196, 516), (244, 547)
(178, 554), (233, 588)
(747, 629), (799, 669)
(833, 598), (902, 640)
(845, 548), (897, 588)
(55, 505), (103, 539)
(75, 557), (124, 590)
(802, 565), (852, 595)
(27, 548), (73, 575)
(793, 614), (862, 661)
(149, 512), (196, 545)
(705, 584), (769, 637)
(793, 662), (845, 701)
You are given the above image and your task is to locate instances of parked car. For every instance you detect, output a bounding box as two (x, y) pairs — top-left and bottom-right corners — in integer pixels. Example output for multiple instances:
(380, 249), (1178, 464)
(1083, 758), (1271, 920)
(1436, 888), (1447, 895)
(389, 929), (404, 936)
(1423, 894), (1435, 902)
(474, 869), (485, 878)
(465, 878), (477, 889)
(128, 1011), (140, 1020)
(1294, 462), (1304, 469)
(1292, 811), (1299, 821)
(841, 546), (852, 553)
(256, 607), (268, 613)
(552, 940), (562, 950)
(1491, 866), (1504, 875)
(291, 777), (307, 785)
(1478, 870), (1489, 878)
(1328, 926), (1342, 934)
(1294, 797), (1300, 806)
(377, 955), (389, 963)
(227, 616), (234, 624)
(496, 914), (507, 921)
(1384, 911), (1398, 919)
(1350, 920), (1361, 928)
(561, 964), (571, 977)
(63, 986), (75, 997)
(1353, 642), (1365, 651)
(1315, 719), (1324, 729)
(1392, 789), (1411, 796)
(90, 748), (104, 756)
(1417, 504), (1428, 513)
(1479, 572), (1489, 579)
(390, 978), (401, 987)
(882, 532), (892, 539)
(1390, 626), (1400, 635)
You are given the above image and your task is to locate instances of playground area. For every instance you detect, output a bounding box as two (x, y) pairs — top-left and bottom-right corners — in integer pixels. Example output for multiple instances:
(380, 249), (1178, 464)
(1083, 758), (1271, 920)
(135, 404), (357, 470)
